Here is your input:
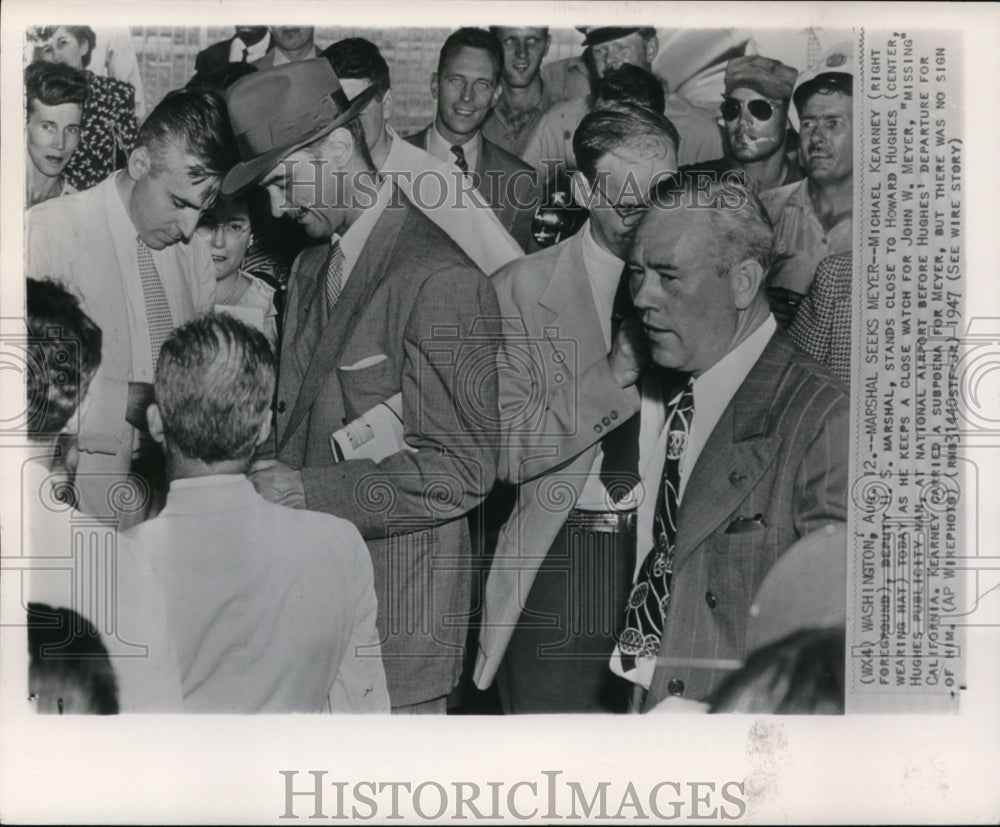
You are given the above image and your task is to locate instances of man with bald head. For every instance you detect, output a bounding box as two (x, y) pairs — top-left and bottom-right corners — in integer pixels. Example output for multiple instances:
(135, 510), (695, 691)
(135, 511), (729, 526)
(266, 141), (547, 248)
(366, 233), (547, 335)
(610, 175), (849, 710)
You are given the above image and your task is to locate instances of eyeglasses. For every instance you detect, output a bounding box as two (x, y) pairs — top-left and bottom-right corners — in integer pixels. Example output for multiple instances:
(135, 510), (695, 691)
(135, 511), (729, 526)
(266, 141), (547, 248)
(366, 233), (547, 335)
(197, 219), (251, 238)
(721, 97), (782, 122)
(590, 181), (650, 225)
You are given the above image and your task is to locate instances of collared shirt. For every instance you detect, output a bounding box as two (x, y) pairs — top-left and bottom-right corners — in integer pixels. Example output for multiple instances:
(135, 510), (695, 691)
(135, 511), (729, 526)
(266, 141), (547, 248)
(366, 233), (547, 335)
(759, 179), (852, 294)
(271, 45), (319, 66)
(611, 313), (778, 688)
(228, 31), (272, 64)
(481, 79), (558, 159)
(330, 175), (393, 291)
(426, 124), (481, 172)
(380, 126), (523, 273)
(575, 220), (629, 510)
(107, 174), (214, 382)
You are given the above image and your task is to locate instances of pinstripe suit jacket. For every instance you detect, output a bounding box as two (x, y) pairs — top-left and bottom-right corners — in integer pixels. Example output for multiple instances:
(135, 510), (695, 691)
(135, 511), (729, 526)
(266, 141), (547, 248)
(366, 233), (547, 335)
(643, 329), (849, 708)
(272, 189), (501, 708)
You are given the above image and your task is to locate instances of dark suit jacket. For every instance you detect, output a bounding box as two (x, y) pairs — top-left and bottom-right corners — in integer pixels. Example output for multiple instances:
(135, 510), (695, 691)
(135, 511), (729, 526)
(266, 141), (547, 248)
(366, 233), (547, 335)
(193, 35), (272, 76)
(643, 329), (849, 708)
(273, 188), (501, 707)
(405, 127), (539, 252)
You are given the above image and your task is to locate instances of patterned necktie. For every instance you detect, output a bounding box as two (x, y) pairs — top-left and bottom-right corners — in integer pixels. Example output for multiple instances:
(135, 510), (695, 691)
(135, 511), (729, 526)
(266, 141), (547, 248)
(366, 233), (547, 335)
(325, 239), (345, 316)
(618, 376), (695, 670)
(136, 237), (174, 369)
(451, 144), (469, 173)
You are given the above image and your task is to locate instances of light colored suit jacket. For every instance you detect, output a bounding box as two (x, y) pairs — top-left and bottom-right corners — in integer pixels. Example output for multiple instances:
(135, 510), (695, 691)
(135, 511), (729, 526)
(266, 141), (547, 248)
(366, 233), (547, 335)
(643, 330), (849, 707)
(25, 174), (215, 527)
(474, 233), (640, 688)
(405, 127), (539, 253)
(124, 475), (388, 713)
(273, 189), (501, 708)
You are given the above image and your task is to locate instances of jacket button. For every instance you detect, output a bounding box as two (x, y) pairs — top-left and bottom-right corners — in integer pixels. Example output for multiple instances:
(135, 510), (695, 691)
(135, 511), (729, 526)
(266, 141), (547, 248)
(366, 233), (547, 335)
(667, 678), (685, 697)
(705, 591), (717, 608)
(610, 410), (618, 420)
(594, 424), (603, 434)
(276, 400), (287, 414)
(729, 471), (746, 485)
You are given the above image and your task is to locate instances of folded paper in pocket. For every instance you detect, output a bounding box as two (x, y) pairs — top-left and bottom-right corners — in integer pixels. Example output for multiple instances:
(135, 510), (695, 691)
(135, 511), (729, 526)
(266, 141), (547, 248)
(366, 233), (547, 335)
(339, 353), (389, 371)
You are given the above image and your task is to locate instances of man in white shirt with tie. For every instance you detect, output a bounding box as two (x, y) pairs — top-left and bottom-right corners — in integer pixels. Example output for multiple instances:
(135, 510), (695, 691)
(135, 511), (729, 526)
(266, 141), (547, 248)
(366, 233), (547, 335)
(612, 174), (849, 710)
(475, 104), (679, 712)
(25, 87), (236, 529)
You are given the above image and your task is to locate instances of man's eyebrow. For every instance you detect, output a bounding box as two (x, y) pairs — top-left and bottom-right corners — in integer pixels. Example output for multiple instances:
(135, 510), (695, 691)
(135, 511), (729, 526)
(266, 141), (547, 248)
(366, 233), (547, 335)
(170, 191), (204, 210)
(646, 260), (678, 272)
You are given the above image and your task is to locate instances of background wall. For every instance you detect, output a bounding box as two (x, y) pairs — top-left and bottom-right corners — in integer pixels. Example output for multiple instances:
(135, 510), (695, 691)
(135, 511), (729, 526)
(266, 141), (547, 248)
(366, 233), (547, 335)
(132, 26), (584, 135)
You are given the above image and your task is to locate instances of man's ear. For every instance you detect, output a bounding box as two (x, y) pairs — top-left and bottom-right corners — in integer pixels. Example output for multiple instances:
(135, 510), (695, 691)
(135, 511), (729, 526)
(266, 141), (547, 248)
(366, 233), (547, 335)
(430, 72), (439, 100)
(127, 145), (151, 183)
(146, 402), (166, 445)
(381, 88), (394, 121)
(255, 415), (272, 448)
(644, 35), (659, 67)
(324, 126), (355, 166)
(730, 258), (765, 310)
(570, 170), (592, 210)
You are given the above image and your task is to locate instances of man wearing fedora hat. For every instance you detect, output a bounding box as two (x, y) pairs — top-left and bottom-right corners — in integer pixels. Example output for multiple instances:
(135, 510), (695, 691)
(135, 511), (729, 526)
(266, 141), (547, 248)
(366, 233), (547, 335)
(682, 55), (802, 194)
(521, 26), (723, 185)
(222, 59), (502, 713)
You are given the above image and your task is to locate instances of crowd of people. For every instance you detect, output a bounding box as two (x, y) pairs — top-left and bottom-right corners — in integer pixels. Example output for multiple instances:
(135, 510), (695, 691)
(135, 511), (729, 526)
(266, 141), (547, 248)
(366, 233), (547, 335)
(22, 24), (853, 715)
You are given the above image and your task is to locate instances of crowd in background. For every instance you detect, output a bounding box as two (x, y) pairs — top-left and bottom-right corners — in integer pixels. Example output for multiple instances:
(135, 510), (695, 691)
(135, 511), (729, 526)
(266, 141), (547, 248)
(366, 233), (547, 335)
(21, 23), (853, 716)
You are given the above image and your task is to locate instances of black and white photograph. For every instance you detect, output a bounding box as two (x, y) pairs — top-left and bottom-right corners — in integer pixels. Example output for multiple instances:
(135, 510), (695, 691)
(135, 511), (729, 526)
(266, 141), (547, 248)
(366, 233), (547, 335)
(0, 1), (997, 823)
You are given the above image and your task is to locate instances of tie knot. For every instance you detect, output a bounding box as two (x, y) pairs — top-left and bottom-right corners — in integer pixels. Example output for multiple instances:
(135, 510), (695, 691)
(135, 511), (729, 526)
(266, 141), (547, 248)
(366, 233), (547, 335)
(450, 144), (469, 172)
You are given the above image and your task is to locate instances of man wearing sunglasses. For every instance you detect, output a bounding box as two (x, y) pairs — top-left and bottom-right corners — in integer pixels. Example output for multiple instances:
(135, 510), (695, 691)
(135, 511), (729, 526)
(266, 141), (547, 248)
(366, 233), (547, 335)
(682, 55), (801, 194)
(475, 104), (679, 713)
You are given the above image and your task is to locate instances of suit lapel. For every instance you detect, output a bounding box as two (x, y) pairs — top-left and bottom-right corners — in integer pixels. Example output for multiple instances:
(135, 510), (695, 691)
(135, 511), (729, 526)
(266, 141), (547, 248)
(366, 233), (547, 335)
(671, 333), (789, 571)
(537, 235), (612, 374)
(278, 190), (412, 452)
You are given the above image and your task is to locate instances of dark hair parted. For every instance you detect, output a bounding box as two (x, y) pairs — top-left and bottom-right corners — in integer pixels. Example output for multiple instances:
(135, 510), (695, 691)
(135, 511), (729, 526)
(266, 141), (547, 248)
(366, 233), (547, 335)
(593, 63), (665, 115)
(322, 38), (391, 100)
(137, 87), (237, 182)
(36, 26), (96, 67)
(437, 27), (504, 81)
(154, 313), (276, 464)
(25, 60), (88, 114)
(27, 602), (119, 715)
(26, 278), (102, 437)
(573, 103), (680, 182)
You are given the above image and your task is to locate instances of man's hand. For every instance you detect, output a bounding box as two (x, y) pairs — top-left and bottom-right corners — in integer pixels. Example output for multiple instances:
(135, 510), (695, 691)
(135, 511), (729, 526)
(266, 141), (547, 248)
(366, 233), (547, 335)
(249, 459), (307, 509)
(608, 317), (649, 389)
(125, 382), (155, 430)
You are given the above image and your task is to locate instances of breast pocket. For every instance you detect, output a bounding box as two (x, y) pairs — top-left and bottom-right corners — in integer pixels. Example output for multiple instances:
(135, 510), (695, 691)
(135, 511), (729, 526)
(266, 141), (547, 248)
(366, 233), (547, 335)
(336, 355), (398, 421)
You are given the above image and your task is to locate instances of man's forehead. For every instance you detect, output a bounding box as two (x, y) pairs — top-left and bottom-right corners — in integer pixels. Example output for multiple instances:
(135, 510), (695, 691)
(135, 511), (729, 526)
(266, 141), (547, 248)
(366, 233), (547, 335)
(444, 46), (496, 73)
(801, 90), (852, 117)
(598, 144), (675, 180)
(638, 207), (703, 249)
(729, 86), (774, 101)
(495, 26), (547, 39)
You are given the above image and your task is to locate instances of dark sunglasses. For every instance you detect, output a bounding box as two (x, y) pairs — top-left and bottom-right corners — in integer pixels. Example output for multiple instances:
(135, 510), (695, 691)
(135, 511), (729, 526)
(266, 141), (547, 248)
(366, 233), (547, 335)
(721, 97), (781, 122)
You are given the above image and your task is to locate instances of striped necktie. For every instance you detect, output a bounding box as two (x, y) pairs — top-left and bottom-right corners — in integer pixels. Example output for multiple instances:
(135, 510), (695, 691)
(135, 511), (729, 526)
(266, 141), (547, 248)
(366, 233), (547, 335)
(136, 237), (174, 368)
(618, 376), (695, 670)
(451, 144), (469, 173)
(325, 239), (345, 316)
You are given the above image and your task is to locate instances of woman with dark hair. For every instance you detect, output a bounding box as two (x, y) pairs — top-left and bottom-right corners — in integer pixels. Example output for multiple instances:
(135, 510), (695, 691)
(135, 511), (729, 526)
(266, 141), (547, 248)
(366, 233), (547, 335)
(25, 61), (88, 207)
(33, 25), (138, 191)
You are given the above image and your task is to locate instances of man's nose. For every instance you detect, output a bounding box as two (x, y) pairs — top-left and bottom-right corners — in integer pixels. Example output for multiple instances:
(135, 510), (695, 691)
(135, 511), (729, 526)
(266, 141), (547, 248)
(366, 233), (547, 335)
(268, 187), (284, 218)
(177, 211), (200, 241)
(461, 81), (474, 102)
(514, 41), (528, 60)
(630, 268), (656, 310)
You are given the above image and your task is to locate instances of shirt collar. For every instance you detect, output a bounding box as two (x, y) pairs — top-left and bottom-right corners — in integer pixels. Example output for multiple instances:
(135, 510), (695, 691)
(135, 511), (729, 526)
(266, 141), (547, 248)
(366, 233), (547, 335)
(580, 219), (624, 283)
(428, 123), (480, 170)
(334, 176), (393, 276)
(692, 314), (778, 427)
(230, 32), (272, 63)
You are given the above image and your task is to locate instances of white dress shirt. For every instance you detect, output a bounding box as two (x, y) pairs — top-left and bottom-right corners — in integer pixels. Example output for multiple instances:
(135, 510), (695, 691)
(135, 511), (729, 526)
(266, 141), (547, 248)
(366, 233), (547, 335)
(426, 124), (481, 171)
(575, 221), (630, 511)
(612, 313), (778, 688)
(228, 31), (272, 64)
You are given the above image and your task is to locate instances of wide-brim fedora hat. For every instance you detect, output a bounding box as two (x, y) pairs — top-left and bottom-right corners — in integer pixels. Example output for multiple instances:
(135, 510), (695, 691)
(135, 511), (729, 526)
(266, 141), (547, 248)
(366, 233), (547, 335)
(221, 58), (379, 198)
